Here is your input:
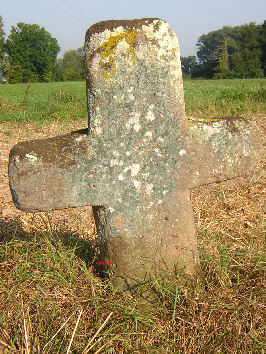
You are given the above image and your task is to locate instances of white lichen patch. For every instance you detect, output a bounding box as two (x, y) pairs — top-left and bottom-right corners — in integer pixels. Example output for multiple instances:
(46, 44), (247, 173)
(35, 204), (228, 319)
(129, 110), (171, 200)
(110, 159), (123, 167)
(95, 127), (103, 134)
(93, 118), (102, 135)
(144, 131), (153, 139)
(145, 183), (154, 195)
(125, 112), (141, 132)
(202, 124), (221, 139)
(145, 105), (155, 121)
(113, 151), (120, 157)
(133, 124), (141, 132)
(133, 180), (141, 189)
(115, 38), (131, 55)
(117, 164), (140, 182)
(25, 152), (38, 162)
(179, 149), (186, 156)
(242, 143), (251, 157)
(75, 135), (87, 142)
(154, 148), (163, 157)
(130, 164), (140, 176)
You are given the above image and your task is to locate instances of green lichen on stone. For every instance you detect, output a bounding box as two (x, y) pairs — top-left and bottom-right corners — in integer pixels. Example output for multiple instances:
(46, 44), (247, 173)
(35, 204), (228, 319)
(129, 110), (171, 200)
(100, 31), (138, 80)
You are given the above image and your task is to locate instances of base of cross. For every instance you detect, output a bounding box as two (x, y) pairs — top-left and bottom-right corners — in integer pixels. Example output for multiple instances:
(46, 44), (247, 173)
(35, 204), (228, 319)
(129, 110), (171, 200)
(93, 189), (198, 290)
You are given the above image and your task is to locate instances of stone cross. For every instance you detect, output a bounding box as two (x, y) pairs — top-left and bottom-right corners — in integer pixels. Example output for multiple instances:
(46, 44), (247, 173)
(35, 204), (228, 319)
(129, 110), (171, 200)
(9, 19), (261, 291)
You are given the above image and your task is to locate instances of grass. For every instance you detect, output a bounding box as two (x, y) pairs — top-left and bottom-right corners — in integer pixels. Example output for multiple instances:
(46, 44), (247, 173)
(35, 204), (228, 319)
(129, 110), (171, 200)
(0, 79), (265, 351)
(0, 78), (265, 123)
(0, 194), (264, 352)
(184, 78), (266, 118)
(0, 81), (87, 123)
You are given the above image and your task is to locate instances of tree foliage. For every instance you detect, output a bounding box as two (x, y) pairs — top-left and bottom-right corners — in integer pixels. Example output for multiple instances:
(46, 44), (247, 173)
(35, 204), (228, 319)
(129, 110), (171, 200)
(55, 47), (85, 81)
(0, 16), (6, 80)
(0, 16), (5, 60)
(5, 23), (60, 83)
(181, 56), (197, 76)
(182, 21), (265, 79)
(259, 20), (266, 76)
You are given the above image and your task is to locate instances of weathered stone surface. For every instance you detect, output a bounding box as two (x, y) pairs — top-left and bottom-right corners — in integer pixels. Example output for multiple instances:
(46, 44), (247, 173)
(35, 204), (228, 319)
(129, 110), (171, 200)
(8, 19), (261, 291)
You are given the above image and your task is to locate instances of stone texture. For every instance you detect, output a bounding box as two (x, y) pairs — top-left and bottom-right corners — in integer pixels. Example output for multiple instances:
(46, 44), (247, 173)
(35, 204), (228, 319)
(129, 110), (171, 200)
(8, 19), (261, 291)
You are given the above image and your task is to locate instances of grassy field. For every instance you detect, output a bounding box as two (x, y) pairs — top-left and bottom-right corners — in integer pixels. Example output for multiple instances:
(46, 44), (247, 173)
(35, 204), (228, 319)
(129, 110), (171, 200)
(0, 81), (87, 123)
(0, 78), (265, 123)
(0, 79), (265, 352)
(184, 78), (266, 118)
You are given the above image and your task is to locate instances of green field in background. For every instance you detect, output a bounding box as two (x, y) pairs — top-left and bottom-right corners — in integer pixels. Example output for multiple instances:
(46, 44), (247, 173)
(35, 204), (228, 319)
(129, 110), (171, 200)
(0, 79), (265, 123)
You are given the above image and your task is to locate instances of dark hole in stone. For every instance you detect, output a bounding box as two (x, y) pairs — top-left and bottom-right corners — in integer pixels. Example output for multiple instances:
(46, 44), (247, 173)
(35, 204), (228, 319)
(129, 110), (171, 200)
(164, 216), (169, 221)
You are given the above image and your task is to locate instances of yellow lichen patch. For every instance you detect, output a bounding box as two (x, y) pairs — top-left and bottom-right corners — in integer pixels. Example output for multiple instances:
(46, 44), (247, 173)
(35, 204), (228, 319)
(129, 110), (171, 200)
(100, 31), (138, 81)
(187, 116), (247, 125)
(185, 116), (191, 126)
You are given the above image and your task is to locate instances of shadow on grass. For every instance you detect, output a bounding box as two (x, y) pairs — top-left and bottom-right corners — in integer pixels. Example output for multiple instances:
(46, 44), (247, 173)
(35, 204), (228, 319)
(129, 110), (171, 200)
(0, 217), (97, 269)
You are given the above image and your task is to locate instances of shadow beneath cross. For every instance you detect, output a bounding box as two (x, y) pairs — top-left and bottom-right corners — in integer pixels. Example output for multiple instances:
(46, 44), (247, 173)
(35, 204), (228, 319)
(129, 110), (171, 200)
(58, 230), (98, 267)
(0, 216), (99, 271)
(0, 217), (194, 305)
(0, 217), (31, 243)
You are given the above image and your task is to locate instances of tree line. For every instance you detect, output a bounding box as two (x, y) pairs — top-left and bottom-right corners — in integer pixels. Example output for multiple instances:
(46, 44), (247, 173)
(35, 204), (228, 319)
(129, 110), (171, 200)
(181, 21), (266, 79)
(0, 16), (265, 83)
(0, 16), (85, 83)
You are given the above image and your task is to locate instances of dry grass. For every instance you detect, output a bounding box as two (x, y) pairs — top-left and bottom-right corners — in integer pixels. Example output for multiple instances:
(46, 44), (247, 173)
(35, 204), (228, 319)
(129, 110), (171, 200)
(0, 115), (265, 352)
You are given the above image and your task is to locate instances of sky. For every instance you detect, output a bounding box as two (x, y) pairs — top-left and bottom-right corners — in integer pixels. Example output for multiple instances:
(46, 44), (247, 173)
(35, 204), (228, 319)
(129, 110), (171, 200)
(1, 0), (266, 58)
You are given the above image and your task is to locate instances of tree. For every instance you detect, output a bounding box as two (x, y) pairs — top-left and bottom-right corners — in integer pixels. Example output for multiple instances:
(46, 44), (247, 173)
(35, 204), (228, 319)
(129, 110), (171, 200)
(213, 27), (237, 79)
(0, 16), (4, 59)
(55, 47), (85, 81)
(261, 20), (266, 76)
(181, 56), (198, 76)
(194, 29), (225, 78)
(194, 22), (265, 79)
(195, 26), (237, 78)
(230, 23), (263, 78)
(6, 63), (23, 83)
(0, 16), (6, 80)
(5, 23), (60, 83)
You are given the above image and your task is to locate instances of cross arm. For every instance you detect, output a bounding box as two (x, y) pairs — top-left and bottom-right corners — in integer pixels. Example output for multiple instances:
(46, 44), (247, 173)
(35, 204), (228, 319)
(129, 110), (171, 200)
(8, 129), (102, 212)
(181, 117), (262, 189)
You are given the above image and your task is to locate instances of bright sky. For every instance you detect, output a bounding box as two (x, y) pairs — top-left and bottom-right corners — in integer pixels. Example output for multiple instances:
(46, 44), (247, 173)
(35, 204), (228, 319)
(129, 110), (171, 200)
(2, 0), (266, 57)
